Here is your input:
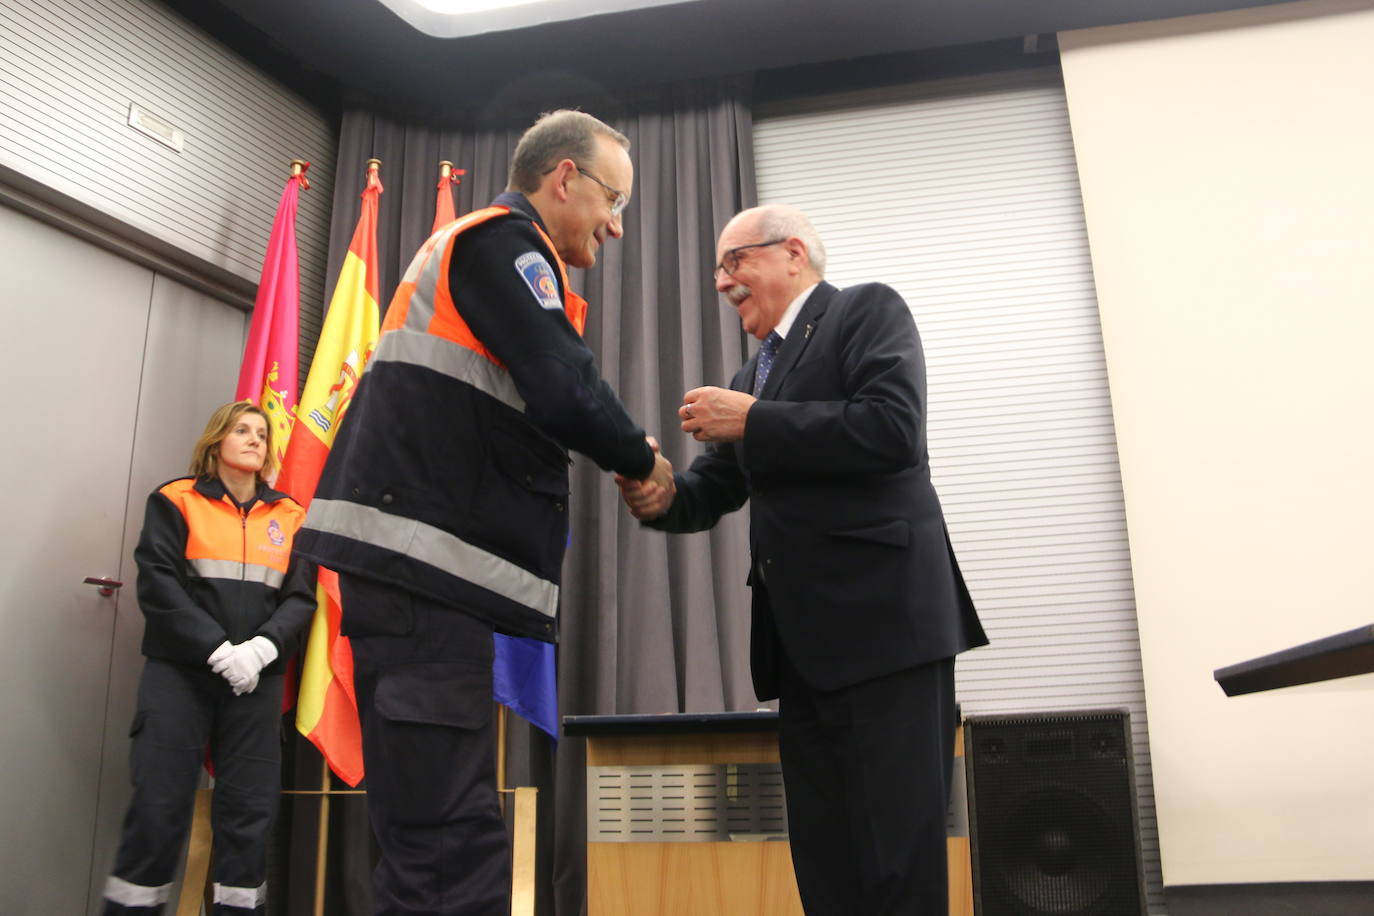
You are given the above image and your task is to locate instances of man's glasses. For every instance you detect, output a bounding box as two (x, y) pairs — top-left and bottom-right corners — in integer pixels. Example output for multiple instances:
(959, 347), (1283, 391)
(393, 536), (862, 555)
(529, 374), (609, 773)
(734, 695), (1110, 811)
(714, 239), (786, 277)
(574, 165), (628, 217)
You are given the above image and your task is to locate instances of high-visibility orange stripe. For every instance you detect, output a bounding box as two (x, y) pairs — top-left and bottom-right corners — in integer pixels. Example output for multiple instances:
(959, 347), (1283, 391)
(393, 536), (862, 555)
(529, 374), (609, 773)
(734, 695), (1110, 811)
(160, 479), (300, 574)
(396, 208), (587, 373)
(428, 213), (504, 365)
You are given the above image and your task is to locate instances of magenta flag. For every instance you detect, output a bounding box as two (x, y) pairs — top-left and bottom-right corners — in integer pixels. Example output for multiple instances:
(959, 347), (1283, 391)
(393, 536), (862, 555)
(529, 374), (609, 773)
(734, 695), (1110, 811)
(236, 165), (308, 468)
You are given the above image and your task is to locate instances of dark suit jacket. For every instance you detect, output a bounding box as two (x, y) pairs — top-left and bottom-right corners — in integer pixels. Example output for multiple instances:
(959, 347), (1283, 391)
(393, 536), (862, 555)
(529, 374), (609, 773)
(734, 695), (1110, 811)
(649, 281), (987, 699)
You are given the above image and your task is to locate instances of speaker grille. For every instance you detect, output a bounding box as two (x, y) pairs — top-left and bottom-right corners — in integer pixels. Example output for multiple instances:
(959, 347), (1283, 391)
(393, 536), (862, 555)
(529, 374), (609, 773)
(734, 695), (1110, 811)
(965, 710), (1146, 916)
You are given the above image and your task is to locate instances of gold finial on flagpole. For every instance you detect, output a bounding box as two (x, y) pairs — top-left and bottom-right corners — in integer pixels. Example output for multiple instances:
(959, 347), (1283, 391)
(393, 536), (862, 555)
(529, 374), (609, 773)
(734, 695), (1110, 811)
(366, 158), (382, 172)
(438, 160), (454, 180)
(289, 158), (311, 190)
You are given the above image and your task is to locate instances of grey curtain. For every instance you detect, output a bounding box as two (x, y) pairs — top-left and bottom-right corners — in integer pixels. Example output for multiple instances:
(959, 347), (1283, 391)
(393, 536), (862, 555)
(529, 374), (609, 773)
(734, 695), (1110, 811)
(283, 79), (760, 916)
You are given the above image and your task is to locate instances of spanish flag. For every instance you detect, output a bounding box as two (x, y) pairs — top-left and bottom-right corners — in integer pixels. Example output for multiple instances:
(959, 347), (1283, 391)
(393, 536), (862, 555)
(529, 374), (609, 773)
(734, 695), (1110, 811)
(235, 162), (308, 468)
(280, 160), (383, 786)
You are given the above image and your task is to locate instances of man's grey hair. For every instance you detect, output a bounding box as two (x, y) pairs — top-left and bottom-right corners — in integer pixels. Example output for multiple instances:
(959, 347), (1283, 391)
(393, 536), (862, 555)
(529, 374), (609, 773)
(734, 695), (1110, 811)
(508, 110), (629, 194)
(752, 204), (827, 278)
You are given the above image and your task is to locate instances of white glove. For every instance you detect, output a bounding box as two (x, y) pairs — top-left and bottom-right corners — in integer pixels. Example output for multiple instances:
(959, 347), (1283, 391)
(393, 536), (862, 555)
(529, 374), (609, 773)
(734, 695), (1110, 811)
(207, 641), (234, 668)
(212, 636), (278, 696)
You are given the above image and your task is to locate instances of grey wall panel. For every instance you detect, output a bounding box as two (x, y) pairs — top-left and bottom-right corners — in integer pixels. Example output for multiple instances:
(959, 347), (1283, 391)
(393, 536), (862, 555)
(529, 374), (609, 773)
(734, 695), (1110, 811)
(0, 0), (335, 363)
(755, 67), (1163, 912)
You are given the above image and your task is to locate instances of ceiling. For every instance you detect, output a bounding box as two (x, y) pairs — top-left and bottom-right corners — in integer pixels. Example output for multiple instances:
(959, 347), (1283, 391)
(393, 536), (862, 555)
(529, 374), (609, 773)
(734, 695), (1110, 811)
(165, 0), (1288, 121)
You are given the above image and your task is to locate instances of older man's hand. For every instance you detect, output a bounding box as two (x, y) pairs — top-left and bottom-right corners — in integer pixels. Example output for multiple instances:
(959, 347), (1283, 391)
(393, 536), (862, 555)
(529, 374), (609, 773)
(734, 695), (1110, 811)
(616, 437), (676, 520)
(680, 386), (755, 443)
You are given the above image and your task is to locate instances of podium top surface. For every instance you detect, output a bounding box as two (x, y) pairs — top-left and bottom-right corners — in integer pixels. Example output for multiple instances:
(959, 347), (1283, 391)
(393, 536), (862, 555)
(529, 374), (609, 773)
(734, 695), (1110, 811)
(562, 711), (779, 737)
(1213, 623), (1374, 697)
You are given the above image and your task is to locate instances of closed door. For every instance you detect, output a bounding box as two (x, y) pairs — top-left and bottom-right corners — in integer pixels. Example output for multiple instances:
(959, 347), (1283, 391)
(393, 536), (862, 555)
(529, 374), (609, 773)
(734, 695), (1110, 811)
(0, 203), (246, 914)
(0, 203), (154, 914)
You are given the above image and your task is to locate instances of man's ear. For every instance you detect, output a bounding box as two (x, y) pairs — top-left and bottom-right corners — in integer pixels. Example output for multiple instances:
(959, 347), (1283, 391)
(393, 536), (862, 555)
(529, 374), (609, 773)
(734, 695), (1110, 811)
(546, 158), (577, 204)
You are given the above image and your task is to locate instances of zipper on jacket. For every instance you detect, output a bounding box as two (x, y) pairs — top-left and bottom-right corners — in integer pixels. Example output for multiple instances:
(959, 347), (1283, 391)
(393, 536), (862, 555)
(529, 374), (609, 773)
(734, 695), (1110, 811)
(240, 504), (249, 640)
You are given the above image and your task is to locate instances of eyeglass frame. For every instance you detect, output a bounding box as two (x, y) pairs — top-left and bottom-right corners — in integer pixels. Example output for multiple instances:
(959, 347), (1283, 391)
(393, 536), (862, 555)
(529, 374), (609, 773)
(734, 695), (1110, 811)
(543, 161), (629, 217)
(714, 238), (787, 277)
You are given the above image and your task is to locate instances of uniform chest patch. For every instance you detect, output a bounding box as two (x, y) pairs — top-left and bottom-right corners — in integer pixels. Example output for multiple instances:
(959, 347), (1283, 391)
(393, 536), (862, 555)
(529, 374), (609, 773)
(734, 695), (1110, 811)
(515, 252), (562, 311)
(267, 519), (285, 546)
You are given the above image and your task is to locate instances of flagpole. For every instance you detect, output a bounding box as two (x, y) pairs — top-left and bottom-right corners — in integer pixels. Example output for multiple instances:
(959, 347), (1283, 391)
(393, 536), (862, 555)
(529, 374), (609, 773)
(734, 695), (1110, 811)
(285, 155), (385, 904)
(314, 758), (330, 916)
(438, 160), (453, 181)
(496, 702), (508, 815)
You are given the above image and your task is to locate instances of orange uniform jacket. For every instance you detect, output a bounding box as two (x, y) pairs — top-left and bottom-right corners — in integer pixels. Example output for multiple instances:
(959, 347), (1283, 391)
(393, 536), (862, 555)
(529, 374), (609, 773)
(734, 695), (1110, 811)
(134, 476), (316, 668)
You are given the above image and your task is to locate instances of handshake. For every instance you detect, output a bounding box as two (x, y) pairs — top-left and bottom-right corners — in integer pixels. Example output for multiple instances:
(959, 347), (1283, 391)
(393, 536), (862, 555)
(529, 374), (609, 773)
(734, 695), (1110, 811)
(616, 385), (758, 520)
(207, 637), (278, 696)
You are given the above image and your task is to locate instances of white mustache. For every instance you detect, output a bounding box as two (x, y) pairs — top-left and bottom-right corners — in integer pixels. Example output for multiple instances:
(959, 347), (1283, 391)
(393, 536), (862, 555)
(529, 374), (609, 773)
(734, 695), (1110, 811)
(727, 285), (751, 307)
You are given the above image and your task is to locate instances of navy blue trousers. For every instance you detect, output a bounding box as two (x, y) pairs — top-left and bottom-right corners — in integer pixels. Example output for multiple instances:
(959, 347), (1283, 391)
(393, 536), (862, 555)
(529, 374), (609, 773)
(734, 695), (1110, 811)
(777, 650), (957, 915)
(103, 660), (282, 915)
(340, 574), (510, 916)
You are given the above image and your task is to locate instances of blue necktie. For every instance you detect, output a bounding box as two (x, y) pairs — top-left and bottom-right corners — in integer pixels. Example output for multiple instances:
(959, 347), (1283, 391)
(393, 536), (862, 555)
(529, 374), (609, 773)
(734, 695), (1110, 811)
(753, 331), (783, 396)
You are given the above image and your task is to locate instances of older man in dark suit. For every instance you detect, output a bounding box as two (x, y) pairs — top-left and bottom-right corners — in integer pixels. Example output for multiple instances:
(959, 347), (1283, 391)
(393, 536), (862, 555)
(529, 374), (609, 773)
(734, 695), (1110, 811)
(620, 204), (988, 914)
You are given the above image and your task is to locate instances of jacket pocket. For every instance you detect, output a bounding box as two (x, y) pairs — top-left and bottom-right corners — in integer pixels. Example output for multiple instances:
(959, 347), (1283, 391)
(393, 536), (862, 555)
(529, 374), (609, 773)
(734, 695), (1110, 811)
(472, 423), (571, 576)
(829, 519), (910, 548)
(489, 424), (570, 497)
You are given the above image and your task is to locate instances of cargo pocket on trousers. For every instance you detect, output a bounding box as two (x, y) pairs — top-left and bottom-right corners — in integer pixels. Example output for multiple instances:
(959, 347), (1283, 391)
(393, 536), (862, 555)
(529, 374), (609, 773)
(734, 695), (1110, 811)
(371, 661), (493, 825)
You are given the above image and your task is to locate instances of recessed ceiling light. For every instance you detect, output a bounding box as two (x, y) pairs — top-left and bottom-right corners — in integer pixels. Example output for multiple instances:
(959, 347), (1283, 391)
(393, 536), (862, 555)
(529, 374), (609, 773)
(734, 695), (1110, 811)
(411, 0), (543, 13)
(374, 0), (694, 38)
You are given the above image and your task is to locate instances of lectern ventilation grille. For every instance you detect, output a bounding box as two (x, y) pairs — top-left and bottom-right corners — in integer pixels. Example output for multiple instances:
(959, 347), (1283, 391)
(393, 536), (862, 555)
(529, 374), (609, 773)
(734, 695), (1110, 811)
(587, 764), (788, 843)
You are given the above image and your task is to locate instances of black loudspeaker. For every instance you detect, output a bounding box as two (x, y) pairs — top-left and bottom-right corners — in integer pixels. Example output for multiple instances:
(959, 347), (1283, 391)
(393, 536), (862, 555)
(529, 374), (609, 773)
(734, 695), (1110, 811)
(964, 709), (1146, 916)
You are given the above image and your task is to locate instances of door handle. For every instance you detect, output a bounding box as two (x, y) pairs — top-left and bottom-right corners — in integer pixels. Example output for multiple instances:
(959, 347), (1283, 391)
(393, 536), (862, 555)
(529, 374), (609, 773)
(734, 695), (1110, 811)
(83, 576), (124, 597)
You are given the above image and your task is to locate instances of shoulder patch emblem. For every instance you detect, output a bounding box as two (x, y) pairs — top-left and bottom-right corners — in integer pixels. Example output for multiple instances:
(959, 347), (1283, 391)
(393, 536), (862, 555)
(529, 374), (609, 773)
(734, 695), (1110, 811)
(514, 252), (563, 311)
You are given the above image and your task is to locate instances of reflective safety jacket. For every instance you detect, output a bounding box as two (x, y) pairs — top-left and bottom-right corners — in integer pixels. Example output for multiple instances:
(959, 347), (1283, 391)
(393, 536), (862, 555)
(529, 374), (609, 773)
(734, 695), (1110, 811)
(297, 192), (654, 642)
(134, 476), (315, 669)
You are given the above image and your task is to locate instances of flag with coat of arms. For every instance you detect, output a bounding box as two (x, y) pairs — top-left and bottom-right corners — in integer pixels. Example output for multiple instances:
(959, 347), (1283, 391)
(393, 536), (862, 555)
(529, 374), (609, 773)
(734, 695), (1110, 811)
(279, 160), (383, 787)
(235, 162), (309, 467)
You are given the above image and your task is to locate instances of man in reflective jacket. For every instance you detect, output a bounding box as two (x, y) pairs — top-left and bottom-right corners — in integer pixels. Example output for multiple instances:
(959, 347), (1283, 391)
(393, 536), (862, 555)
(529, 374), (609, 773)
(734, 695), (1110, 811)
(295, 110), (672, 915)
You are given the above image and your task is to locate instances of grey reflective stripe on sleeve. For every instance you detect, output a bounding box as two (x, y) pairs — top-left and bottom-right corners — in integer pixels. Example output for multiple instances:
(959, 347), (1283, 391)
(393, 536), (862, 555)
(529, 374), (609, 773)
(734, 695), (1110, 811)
(306, 499), (558, 618)
(370, 328), (525, 413)
(187, 558), (286, 588)
(214, 882), (268, 908)
(104, 875), (172, 907)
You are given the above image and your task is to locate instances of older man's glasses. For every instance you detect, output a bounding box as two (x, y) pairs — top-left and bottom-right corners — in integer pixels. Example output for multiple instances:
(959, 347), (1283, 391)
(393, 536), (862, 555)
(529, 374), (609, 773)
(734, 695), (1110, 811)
(714, 239), (786, 277)
(575, 165), (628, 217)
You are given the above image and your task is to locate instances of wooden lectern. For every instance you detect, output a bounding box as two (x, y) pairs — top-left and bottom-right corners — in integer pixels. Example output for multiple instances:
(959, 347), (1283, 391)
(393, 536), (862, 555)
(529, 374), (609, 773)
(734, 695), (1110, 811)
(565, 711), (973, 916)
